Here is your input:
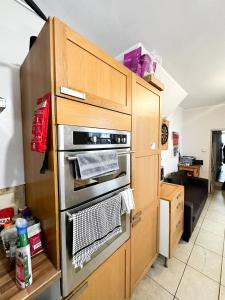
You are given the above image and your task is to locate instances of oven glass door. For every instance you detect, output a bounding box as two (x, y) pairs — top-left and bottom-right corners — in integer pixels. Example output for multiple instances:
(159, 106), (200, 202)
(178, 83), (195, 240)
(60, 187), (130, 297)
(58, 149), (131, 210)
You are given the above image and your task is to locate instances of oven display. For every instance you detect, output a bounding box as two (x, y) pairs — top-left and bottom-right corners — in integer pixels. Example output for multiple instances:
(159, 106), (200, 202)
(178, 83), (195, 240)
(73, 131), (127, 145)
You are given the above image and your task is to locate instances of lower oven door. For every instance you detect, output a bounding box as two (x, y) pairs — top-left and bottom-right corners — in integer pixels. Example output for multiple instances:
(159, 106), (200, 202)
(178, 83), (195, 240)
(60, 186), (131, 297)
(58, 148), (131, 210)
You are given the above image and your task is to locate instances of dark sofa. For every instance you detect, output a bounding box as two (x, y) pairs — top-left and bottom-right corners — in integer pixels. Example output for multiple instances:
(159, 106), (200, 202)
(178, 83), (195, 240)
(165, 171), (208, 242)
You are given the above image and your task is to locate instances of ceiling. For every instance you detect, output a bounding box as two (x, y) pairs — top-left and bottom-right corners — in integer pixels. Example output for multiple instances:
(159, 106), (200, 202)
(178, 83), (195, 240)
(35, 0), (225, 109)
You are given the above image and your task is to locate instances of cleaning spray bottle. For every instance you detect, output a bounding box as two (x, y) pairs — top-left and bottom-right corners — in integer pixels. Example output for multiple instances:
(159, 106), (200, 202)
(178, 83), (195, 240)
(15, 218), (32, 289)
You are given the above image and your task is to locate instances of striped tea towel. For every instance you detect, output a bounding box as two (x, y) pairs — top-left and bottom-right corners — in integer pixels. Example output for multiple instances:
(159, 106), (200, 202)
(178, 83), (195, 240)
(74, 151), (119, 180)
(121, 188), (135, 214)
(71, 193), (122, 269)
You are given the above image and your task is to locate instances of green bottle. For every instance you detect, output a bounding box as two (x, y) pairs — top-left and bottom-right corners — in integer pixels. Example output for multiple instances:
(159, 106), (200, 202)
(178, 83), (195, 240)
(16, 218), (32, 289)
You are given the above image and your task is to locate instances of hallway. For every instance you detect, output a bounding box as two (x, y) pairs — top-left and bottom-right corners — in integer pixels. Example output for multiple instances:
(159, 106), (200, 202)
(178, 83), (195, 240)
(218, 164), (225, 183)
(131, 190), (225, 300)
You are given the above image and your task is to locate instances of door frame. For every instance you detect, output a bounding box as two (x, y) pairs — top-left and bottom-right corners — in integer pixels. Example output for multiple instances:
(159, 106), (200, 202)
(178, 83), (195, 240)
(209, 128), (225, 193)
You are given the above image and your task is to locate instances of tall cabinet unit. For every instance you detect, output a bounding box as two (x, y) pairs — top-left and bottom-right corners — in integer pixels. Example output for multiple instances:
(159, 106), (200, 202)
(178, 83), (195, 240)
(20, 17), (132, 300)
(131, 75), (161, 292)
(20, 17), (162, 300)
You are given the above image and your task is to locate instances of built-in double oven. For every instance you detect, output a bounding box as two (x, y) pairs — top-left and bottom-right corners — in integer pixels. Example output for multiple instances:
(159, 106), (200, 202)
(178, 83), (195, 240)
(57, 125), (132, 297)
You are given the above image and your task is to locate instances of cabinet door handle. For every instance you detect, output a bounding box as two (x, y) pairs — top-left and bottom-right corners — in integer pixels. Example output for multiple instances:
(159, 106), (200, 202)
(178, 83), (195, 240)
(60, 86), (86, 100)
(70, 281), (88, 299)
(132, 217), (141, 227)
(132, 210), (142, 220)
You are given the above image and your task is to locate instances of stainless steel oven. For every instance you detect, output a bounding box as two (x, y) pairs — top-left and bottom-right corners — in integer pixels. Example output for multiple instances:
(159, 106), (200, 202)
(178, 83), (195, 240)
(57, 125), (131, 297)
(60, 186), (130, 297)
(58, 125), (131, 210)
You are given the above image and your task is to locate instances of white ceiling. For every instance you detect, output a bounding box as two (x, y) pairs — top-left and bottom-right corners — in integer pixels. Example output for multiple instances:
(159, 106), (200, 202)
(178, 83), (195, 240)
(35, 0), (225, 109)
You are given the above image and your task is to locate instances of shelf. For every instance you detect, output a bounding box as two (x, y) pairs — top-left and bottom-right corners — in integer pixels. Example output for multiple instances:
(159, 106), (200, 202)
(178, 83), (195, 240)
(0, 250), (61, 300)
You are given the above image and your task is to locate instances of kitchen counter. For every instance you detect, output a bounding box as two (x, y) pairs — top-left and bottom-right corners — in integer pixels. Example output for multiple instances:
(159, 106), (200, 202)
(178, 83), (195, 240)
(0, 250), (61, 300)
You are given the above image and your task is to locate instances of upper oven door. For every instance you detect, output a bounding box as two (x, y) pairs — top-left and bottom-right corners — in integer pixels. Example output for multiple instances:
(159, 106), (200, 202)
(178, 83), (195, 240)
(58, 148), (131, 210)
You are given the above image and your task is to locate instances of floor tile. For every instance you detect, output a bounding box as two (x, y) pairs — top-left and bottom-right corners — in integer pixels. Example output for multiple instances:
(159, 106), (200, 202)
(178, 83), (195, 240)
(173, 240), (194, 263)
(201, 207), (208, 216)
(208, 201), (225, 214)
(201, 218), (225, 237)
(221, 260), (225, 287)
(148, 256), (185, 295)
(205, 210), (225, 225)
(196, 215), (205, 227)
(211, 191), (225, 203)
(176, 266), (220, 300)
(131, 276), (173, 300)
(220, 285), (225, 300)
(188, 245), (222, 282)
(204, 197), (212, 209)
(196, 228), (224, 255)
(190, 224), (201, 243)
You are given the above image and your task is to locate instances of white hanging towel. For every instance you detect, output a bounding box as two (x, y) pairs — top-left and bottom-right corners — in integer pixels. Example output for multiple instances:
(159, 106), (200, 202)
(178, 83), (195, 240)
(121, 188), (135, 214)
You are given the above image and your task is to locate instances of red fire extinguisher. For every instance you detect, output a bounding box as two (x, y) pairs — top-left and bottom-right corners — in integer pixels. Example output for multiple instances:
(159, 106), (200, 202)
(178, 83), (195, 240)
(31, 92), (51, 173)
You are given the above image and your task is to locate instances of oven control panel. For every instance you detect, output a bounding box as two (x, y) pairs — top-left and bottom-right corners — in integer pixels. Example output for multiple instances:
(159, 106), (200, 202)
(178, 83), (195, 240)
(73, 131), (127, 145)
(57, 125), (131, 150)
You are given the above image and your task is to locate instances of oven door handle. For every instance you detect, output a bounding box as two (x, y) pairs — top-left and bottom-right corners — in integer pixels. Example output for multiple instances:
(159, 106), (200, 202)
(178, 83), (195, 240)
(66, 150), (135, 161)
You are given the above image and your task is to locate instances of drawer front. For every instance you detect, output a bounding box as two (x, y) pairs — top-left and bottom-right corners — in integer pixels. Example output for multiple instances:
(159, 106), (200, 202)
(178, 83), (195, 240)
(170, 212), (183, 256)
(54, 18), (131, 115)
(56, 97), (131, 131)
(171, 191), (184, 218)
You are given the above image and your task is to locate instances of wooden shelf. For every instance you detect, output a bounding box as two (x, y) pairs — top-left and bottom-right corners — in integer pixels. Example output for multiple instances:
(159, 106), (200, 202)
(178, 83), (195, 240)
(0, 251), (61, 300)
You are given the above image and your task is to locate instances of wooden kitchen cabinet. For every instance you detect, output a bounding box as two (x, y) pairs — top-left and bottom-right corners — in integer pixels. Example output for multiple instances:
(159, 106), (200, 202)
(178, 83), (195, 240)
(131, 203), (158, 291)
(132, 75), (160, 156)
(65, 241), (130, 300)
(54, 18), (131, 114)
(20, 18), (132, 270)
(132, 154), (159, 212)
(131, 74), (161, 293)
(159, 183), (184, 264)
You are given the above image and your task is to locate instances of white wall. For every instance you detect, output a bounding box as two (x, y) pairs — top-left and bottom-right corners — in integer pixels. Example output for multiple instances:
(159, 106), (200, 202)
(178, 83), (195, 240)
(161, 106), (184, 176)
(182, 103), (225, 179)
(155, 64), (187, 118)
(0, 1), (43, 188)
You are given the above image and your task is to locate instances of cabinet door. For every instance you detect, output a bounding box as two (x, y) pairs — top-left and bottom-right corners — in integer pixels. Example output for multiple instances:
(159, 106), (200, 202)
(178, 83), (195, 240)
(54, 18), (131, 114)
(132, 75), (160, 156)
(131, 203), (158, 292)
(132, 155), (159, 214)
(67, 241), (130, 300)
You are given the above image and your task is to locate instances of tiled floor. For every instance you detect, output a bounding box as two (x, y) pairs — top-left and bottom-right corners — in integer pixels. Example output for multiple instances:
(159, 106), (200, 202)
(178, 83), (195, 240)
(131, 190), (225, 300)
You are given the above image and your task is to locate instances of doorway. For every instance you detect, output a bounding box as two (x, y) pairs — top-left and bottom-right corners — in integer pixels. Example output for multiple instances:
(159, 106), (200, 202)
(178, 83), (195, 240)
(210, 130), (225, 192)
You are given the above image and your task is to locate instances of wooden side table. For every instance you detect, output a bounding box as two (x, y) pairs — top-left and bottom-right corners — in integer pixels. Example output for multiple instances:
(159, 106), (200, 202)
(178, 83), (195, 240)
(159, 182), (184, 267)
(178, 165), (201, 177)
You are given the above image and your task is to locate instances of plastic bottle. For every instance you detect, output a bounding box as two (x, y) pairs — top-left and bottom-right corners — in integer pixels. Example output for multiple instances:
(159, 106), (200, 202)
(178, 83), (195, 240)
(1, 223), (17, 258)
(15, 218), (32, 289)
